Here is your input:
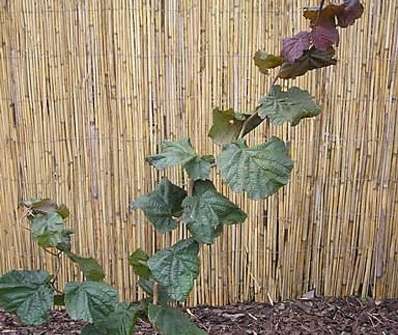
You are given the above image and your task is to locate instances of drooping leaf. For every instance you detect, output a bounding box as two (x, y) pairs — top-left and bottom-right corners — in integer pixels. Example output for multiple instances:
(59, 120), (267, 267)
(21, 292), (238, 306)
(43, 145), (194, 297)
(253, 50), (283, 74)
(138, 278), (171, 305)
(311, 23), (340, 50)
(337, 0), (364, 27)
(217, 137), (293, 200)
(66, 252), (105, 282)
(278, 47), (337, 79)
(147, 239), (200, 301)
(258, 85), (321, 126)
(64, 281), (118, 323)
(94, 303), (142, 335)
(182, 181), (246, 244)
(131, 178), (187, 233)
(0, 271), (54, 325)
(146, 139), (196, 169)
(128, 249), (152, 279)
(148, 304), (207, 335)
(184, 155), (214, 181)
(30, 212), (73, 251)
(281, 31), (311, 63)
(208, 108), (262, 145)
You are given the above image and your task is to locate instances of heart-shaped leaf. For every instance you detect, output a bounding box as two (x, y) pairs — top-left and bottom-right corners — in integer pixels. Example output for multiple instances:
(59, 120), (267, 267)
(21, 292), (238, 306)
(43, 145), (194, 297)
(148, 304), (207, 335)
(66, 252), (105, 282)
(217, 137), (293, 199)
(278, 47), (337, 79)
(64, 281), (118, 322)
(148, 239), (199, 301)
(182, 181), (246, 244)
(131, 178), (187, 233)
(184, 155), (215, 181)
(258, 85), (321, 126)
(253, 50), (283, 74)
(128, 249), (152, 279)
(0, 271), (54, 325)
(281, 32), (311, 63)
(146, 139), (196, 169)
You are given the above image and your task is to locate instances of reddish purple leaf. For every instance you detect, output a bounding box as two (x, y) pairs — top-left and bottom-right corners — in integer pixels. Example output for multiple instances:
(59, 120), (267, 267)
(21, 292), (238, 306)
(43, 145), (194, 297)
(281, 31), (311, 64)
(337, 0), (364, 28)
(311, 23), (340, 50)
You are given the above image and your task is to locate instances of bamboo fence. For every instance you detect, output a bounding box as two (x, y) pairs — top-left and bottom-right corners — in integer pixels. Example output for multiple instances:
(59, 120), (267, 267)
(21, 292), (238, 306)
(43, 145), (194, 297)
(0, 0), (397, 305)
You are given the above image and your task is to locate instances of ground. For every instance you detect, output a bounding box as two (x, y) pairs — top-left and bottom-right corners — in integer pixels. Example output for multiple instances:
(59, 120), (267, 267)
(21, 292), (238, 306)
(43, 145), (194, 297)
(1, 297), (397, 334)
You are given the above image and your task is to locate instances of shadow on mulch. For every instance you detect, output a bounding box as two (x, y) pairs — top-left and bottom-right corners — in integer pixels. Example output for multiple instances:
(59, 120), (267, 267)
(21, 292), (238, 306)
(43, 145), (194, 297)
(1, 297), (398, 334)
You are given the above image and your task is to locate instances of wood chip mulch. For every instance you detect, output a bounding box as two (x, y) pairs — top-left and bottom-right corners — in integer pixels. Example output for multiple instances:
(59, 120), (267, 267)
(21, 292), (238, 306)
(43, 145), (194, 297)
(1, 297), (398, 334)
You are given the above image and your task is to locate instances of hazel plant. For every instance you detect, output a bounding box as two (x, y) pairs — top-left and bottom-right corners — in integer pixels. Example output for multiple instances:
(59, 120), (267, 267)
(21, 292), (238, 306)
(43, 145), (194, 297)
(0, 2), (363, 334)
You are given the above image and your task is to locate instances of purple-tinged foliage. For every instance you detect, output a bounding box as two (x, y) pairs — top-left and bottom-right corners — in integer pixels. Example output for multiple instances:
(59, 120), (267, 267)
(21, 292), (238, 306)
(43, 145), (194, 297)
(282, 31), (311, 64)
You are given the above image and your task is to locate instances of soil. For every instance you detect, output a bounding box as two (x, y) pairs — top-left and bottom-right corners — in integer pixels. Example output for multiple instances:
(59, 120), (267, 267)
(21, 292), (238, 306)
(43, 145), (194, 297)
(1, 297), (398, 334)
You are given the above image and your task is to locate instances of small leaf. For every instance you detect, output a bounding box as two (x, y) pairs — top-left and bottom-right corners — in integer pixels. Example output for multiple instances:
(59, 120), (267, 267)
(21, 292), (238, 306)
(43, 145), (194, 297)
(66, 252), (105, 282)
(337, 0), (364, 27)
(128, 249), (152, 279)
(30, 212), (73, 251)
(148, 239), (199, 301)
(184, 155), (214, 181)
(148, 304), (207, 335)
(56, 204), (70, 219)
(217, 137), (293, 200)
(278, 47), (337, 79)
(258, 85), (321, 126)
(311, 23), (339, 50)
(146, 139), (196, 169)
(23, 198), (58, 214)
(253, 50), (283, 74)
(138, 278), (171, 305)
(131, 178), (187, 233)
(64, 281), (118, 322)
(0, 271), (54, 325)
(281, 31), (311, 63)
(182, 181), (246, 244)
(208, 108), (262, 145)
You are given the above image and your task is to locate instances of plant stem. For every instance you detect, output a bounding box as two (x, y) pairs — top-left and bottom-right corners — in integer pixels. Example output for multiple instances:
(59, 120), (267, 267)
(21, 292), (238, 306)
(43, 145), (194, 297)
(153, 282), (159, 305)
(238, 74), (279, 139)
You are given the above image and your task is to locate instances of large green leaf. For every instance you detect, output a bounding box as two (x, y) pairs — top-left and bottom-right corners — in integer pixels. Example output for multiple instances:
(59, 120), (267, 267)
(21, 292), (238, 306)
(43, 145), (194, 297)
(217, 137), (293, 199)
(128, 249), (152, 279)
(258, 85), (321, 126)
(146, 139), (196, 169)
(0, 271), (54, 325)
(208, 108), (263, 145)
(30, 212), (73, 250)
(64, 281), (118, 322)
(148, 304), (207, 335)
(147, 239), (199, 301)
(131, 178), (187, 233)
(253, 50), (283, 74)
(184, 155), (214, 181)
(66, 252), (105, 282)
(182, 181), (246, 244)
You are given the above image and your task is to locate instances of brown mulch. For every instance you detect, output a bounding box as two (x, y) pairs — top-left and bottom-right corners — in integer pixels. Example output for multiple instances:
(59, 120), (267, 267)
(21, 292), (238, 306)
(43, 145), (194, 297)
(1, 297), (398, 334)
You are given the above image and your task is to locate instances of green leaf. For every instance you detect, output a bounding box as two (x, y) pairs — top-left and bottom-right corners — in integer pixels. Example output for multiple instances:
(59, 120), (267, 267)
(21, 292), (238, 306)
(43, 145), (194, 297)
(147, 239), (200, 301)
(64, 281), (118, 322)
(81, 324), (107, 335)
(182, 181), (246, 244)
(253, 50), (283, 74)
(131, 178), (187, 233)
(278, 47), (337, 79)
(184, 155), (214, 181)
(138, 278), (171, 305)
(66, 252), (105, 282)
(217, 137), (293, 199)
(208, 108), (263, 145)
(146, 139), (196, 169)
(30, 212), (73, 251)
(128, 249), (151, 279)
(148, 304), (207, 335)
(94, 302), (141, 335)
(54, 294), (65, 306)
(258, 85), (321, 126)
(0, 271), (54, 325)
